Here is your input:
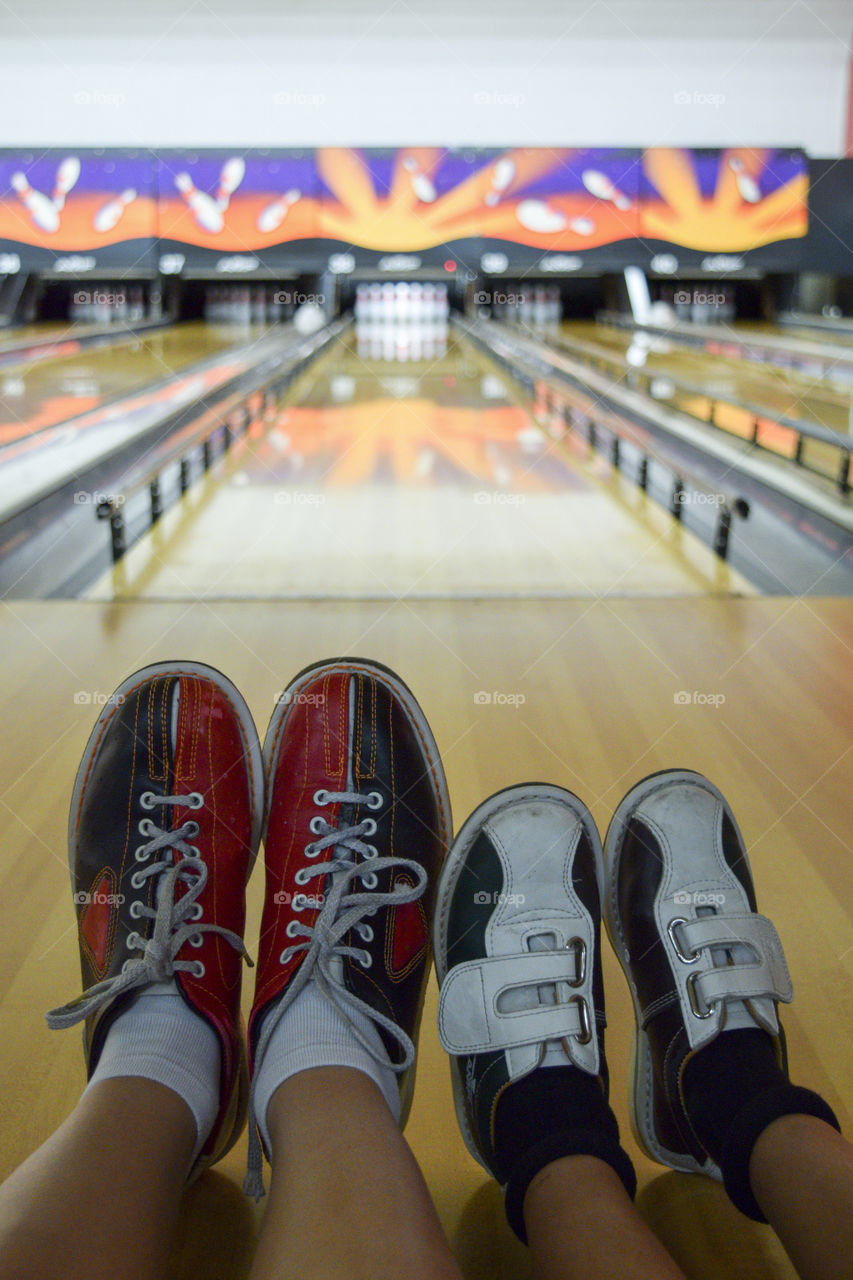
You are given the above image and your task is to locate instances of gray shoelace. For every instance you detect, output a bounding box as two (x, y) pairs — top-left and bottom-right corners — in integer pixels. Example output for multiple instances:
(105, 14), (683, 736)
(47, 792), (251, 1030)
(244, 787), (428, 1200)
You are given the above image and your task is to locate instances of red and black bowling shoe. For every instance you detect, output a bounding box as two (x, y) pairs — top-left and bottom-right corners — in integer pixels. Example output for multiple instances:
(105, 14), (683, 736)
(246, 657), (451, 1192)
(47, 661), (264, 1178)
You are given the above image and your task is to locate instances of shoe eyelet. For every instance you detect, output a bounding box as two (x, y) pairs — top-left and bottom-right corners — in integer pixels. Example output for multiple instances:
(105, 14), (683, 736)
(309, 815), (326, 835)
(358, 924), (374, 943)
(366, 791), (383, 810)
(313, 789), (329, 806)
(130, 871), (145, 889)
(279, 946), (295, 964)
(183, 820), (200, 839)
(191, 902), (204, 920)
(188, 792), (204, 810)
(285, 920), (300, 938)
(361, 817), (377, 837)
(125, 931), (140, 950)
(294, 868), (310, 886)
(134, 846), (150, 862)
(292, 893), (307, 911)
(192, 961), (205, 978)
(189, 934), (204, 948)
(129, 900), (143, 919)
(361, 871), (378, 890)
(138, 818), (155, 837)
(139, 791), (156, 810)
(365, 845), (378, 859)
(359, 950), (373, 969)
(304, 843), (320, 858)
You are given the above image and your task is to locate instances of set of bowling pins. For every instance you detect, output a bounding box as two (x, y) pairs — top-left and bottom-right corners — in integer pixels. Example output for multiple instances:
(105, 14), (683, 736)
(174, 158), (246, 234)
(355, 282), (449, 362)
(499, 286), (562, 329)
(69, 283), (148, 324)
(204, 285), (289, 325)
(479, 162), (634, 238)
(354, 282), (449, 324)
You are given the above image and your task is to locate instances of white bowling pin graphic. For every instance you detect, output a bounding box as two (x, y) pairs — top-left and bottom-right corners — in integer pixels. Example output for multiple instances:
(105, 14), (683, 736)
(402, 156), (437, 203)
(569, 216), (595, 235)
(581, 169), (632, 210)
(216, 157), (245, 210)
(175, 172), (224, 233)
(484, 157), (516, 206)
(516, 199), (567, 233)
(728, 156), (761, 203)
(11, 172), (60, 232)
(52, 156), (81, 211)
(93, 188), (137, 232)
(256, 188), (301, 233)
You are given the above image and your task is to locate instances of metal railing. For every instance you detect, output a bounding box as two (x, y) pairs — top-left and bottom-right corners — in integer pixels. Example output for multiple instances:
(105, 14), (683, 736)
(458, 317), (750, 562)
(534, 326), (852, 497)
(96, 318), (347, 562)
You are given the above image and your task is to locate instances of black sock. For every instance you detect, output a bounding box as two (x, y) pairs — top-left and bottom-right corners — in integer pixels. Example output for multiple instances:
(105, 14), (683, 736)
(493, 1065), (636, 1243)
(683, 1028), (841, 1221)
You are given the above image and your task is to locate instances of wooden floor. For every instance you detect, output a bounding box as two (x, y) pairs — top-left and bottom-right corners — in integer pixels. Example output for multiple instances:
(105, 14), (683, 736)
(0, 595), (850, 1279)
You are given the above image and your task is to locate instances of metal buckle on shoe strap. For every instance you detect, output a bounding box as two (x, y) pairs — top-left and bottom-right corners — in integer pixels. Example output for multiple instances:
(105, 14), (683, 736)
(570, 994), (592, 1044)
(566, 936), (587, 988)
(687, 970), (714, 1019)
(667, 917), (700, 964)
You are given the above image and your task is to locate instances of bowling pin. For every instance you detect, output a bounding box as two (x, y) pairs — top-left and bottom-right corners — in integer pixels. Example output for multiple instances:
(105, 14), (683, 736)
(484, 157), (516, 206)
(93, 188), (137, 232)
(256, 188), (301, 233)
(581, 169), (632, 211)
(402, 156), (437, 203)
(570, 216), (595, 235)
(216, 157), (245, 210)
(11, 172), (60, 232)
(52, 156), (81, 211)
(175, 172), (224, 233)
(516, 199), (567, 233)
(728, 156), (761, 203)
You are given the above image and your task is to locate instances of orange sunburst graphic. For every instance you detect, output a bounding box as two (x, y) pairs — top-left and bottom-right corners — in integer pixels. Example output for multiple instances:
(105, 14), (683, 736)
(640, 148), (807, 250)
(248, 400), (579, 490)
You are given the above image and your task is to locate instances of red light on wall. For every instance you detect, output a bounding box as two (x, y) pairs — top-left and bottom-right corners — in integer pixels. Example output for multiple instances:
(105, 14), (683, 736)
(443, 259), (457, 272)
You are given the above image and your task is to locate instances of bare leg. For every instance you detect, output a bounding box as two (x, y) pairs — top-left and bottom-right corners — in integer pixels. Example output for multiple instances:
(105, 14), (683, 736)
(750, 1114), (853, 1280)
(249, 1067), (462, 1280)
(523, 1156), (687, 1280)
(0, 1079), (195, 1280)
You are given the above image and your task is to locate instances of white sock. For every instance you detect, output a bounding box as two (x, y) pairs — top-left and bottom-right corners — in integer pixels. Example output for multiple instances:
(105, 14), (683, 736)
(84, 979), (221, 1164)
(253, 981), (401, 1151)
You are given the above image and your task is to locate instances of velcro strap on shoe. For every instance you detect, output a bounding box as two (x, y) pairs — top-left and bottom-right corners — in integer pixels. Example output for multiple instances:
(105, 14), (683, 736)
(438, 951), (589, 1055)
(680, 915), (793, 1014)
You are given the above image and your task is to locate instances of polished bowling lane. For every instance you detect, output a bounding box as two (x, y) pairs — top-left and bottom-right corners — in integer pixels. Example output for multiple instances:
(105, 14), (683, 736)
(86, 325), (753, 602)
(0, 320), (266, 448)
(560, 320), (852, 436)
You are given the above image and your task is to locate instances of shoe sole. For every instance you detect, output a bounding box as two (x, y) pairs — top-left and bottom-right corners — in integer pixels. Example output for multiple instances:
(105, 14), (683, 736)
(68, 660), (265, 1173)
(432, 781), (604, 1173)
(602, 767), (724, 1178)
(264, 655), (452, 1128)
